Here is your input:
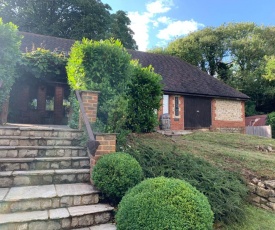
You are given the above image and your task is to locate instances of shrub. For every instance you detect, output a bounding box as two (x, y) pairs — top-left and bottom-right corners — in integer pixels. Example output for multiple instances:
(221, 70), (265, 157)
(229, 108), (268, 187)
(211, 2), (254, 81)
(0, 18), (22, 117)
(127, 144), (248, 224)
(267, 112), (275, 138)
(92, 152), (143, 204)
(116, 177), (214, 230)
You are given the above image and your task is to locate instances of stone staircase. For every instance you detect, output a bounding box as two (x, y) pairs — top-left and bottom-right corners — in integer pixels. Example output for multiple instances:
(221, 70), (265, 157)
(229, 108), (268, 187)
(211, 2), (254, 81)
(0, 125), (115, 230)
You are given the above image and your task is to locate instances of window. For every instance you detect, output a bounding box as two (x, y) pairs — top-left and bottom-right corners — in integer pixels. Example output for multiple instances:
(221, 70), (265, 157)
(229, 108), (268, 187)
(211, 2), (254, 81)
(163, 95), (169, 114)
(175, 96), (179, 116)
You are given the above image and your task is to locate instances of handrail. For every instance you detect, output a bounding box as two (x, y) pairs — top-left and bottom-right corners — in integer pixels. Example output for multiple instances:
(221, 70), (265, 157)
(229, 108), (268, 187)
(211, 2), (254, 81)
(75, 90), (99, 155)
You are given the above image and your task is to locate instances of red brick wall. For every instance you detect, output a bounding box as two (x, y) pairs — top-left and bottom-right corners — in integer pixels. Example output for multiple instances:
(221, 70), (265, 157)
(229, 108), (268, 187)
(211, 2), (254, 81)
(91, 134), (116, 166)
(80, 91), (99, 123)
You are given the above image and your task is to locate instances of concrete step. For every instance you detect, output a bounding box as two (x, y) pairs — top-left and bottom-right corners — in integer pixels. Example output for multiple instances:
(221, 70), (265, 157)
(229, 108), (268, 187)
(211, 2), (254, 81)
(0, 157), (90, 171)
(0, 183), (99, 214)
(0, 126), (83, 138)
(0, 136), (81, 146)
(0, 146), (87, 158)
(74, 223), (116, 230)
(0, 204), (114, 230)
(0, 169), (90, 188)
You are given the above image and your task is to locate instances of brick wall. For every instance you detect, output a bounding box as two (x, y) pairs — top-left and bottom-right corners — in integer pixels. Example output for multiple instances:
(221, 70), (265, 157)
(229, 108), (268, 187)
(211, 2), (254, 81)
(170, 95), (184, 130)
(79, 91), (99, 124)
(211, 99), (245, 133)
(90, 134), (116, 166)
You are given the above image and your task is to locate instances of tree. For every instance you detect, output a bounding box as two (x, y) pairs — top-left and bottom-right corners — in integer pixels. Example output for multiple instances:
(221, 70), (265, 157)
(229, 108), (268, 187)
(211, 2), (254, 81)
(0, 0), (137, 49)
(162, 23), (275, 115)
(0, 18), (22, 123)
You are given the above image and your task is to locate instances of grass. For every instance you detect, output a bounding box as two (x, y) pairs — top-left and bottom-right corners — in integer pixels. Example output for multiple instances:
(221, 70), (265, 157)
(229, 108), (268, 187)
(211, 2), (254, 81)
(125, 131), (275, 229)
(223, 205), (275, 230)
(128, 131), (275, 179)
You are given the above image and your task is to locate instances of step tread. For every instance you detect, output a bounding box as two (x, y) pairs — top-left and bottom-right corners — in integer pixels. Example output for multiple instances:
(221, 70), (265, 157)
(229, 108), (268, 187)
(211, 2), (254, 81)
(0, 146), (85, 150)
(1, 183), (98, 202)
(75, 223), (117, 230)
(0, 168), (90, 177)
(0, 204), (113, 224)
(0, 157), (89, 162)
(0, 136), (79, 140)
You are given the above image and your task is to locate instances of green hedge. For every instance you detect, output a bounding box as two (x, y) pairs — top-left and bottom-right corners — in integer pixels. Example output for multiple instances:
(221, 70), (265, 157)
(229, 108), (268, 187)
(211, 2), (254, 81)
(116, 177), (214, 230)
(92, 152), (143, 204)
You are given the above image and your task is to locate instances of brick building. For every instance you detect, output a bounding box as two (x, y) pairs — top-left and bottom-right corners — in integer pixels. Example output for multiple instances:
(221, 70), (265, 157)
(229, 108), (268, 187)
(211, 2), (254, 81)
(11, 32), (249, 132)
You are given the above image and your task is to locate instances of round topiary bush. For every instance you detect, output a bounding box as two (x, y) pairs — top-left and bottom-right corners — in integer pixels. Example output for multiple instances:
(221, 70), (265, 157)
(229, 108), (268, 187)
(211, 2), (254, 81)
(92, 152), (143, 204)
(116, 177), (214, 230)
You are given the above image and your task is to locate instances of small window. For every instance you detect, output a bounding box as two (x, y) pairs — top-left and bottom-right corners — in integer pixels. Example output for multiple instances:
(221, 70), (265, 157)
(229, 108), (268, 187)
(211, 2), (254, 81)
(175, 96), (179, 116)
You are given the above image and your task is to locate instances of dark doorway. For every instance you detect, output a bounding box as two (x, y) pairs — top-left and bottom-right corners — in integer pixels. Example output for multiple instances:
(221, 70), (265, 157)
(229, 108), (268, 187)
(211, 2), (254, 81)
(184, 96), (212, 129)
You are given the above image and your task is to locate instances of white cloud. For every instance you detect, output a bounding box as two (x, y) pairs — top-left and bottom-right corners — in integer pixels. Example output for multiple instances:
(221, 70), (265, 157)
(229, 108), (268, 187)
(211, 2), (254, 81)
(157, 20), (204, 40)
(128, 11), (151, 51)
(128, 0), (203, 51)
(146, 0), (173, 14)
(157, 16), (171, 25)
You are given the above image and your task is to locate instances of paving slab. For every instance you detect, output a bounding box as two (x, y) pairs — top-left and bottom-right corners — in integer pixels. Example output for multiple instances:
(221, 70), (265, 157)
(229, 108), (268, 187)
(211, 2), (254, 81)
(49, 208), (70, 219)
(5, 184), (56, 201)
(0, 210), (47, 224)
(55, 169), (89, 174)
(89, 223), (116, 230)
(0, 188), (9, 200)
(12, 170), (55, 176)
(0, 171), (12, 176)
(68, 204), (113, 217)
(55, 183), (97, 196)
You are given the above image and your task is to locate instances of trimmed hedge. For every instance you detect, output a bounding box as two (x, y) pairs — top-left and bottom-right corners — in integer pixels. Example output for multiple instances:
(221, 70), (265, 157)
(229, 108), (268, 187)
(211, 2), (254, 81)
(92, 152), (143, 204)
(116, 177), (214, 230)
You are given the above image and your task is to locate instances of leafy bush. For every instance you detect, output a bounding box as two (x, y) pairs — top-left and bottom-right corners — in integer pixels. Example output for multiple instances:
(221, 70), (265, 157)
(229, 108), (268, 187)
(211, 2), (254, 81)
(127, 144), (248, 224)
(116, 177), (214, 230)
(0, 18), (22, 116)
(92, 152), (143, 204)
(267, 112), (275, 138)
(126, 61), (162, 133)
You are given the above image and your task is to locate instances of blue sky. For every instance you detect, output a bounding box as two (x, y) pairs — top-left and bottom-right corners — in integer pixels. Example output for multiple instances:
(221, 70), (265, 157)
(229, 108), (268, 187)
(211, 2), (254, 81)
(101, 0), (275, 51)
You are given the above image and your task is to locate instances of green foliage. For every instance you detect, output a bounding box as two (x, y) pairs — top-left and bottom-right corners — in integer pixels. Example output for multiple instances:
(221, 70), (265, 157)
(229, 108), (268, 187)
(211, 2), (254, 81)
(92, 152), (143, 204)
(116, 177), (214, 230)
(0, 0), (137, 49)
(126, 143), (248, 224)
(267, 112), (275, 138)
(67, 38), (162, 134)
(126, 61), (162, 133)
(19, 48), (67, 81)
(0, 18), (21, 111)
(164, 23), (275, 114)
(68, 91), (79, 129)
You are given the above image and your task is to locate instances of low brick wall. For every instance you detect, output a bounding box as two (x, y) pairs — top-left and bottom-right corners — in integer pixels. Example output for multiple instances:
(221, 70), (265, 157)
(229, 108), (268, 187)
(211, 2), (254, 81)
(248, 178), (275, 211)
(91, 134), (117, 166)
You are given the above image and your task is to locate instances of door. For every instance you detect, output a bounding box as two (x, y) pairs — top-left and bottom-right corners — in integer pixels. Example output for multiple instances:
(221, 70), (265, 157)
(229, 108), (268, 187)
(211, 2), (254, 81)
(184, 96), (212, 129)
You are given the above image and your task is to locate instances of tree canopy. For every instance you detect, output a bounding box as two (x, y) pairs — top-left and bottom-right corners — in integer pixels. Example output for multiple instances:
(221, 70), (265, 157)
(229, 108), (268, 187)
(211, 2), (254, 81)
(151, 23), (275, 115)
(0, 0), (137, 49)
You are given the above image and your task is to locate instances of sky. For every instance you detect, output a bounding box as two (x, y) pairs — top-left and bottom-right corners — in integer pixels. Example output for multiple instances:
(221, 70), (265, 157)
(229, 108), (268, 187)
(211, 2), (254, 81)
(101, 0), (275, 51)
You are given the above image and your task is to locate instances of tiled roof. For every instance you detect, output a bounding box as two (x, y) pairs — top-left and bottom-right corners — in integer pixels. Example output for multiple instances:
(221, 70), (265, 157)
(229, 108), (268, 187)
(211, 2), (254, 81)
(19, 31), (249, 100)
(245, 115), (268, 126)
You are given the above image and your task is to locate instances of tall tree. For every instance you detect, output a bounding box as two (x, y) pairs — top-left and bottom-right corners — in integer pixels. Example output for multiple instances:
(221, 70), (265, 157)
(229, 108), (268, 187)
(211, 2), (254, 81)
(0, 0), (137, 49)
(162, 23), (275, 115)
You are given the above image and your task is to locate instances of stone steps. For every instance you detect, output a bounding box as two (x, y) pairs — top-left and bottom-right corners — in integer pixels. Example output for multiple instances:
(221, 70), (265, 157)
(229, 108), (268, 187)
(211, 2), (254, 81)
(0, 125), (114, 229)
(0, 183), (99, 214)
(0, 204), (114, 230)
(0, 169), (90, 188)
(0, 157), (90, 171)
(0, 126), (82, 138)
(0, 146), (87, 158)
(0, 136), (81, 146)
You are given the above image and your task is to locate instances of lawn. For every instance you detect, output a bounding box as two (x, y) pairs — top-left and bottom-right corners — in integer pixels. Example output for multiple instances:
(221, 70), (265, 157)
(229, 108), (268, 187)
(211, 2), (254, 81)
(128, 131), (275, 180)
